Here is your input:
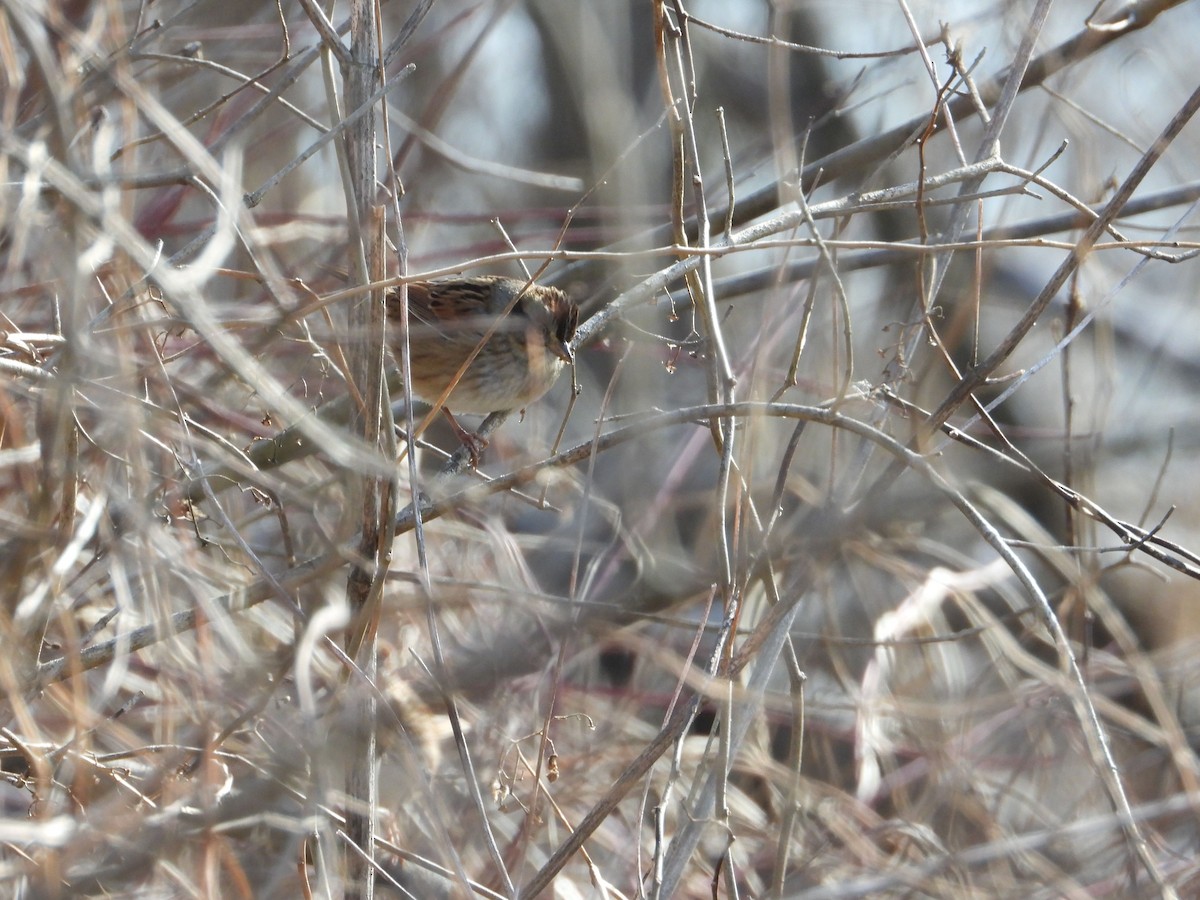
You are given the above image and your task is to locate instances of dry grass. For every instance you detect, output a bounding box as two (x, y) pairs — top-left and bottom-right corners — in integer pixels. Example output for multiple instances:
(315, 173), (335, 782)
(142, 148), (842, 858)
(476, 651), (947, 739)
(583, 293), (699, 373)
(3, 0), (1200, 897)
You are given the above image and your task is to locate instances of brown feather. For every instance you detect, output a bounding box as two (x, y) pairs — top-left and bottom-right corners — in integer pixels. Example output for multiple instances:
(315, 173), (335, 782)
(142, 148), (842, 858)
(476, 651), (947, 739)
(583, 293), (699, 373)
(385, 277), (579, 415)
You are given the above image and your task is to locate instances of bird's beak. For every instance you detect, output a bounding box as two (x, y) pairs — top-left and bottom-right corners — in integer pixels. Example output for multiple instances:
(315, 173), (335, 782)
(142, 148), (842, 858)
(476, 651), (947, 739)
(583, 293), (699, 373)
(550, 338), (574, 363)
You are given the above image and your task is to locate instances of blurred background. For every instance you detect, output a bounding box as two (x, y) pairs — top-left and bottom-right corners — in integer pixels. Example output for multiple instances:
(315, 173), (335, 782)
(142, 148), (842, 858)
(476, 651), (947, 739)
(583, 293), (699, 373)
(4, 0), (1200, 896)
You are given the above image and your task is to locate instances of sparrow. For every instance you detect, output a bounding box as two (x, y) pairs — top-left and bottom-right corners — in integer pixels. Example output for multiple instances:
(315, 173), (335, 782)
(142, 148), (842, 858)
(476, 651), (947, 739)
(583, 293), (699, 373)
(386, 276), (579, 459)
